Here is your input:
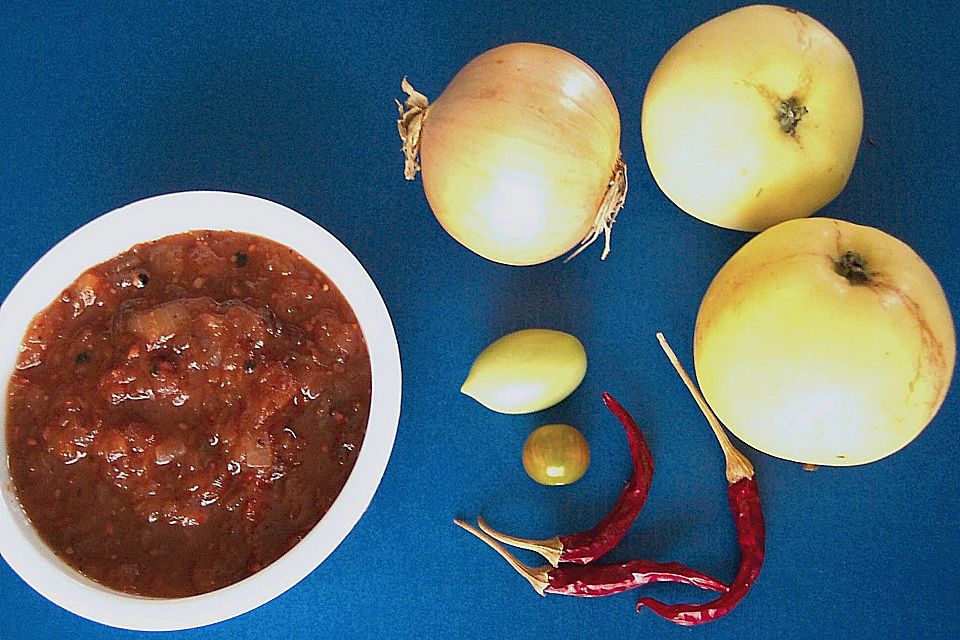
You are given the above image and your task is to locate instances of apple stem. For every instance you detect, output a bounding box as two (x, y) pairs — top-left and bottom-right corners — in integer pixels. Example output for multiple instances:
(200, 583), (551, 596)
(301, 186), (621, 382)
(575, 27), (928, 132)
(777, 96), (808, 136)
(834, 251), (871, 285)
(656, 333), (754, 484)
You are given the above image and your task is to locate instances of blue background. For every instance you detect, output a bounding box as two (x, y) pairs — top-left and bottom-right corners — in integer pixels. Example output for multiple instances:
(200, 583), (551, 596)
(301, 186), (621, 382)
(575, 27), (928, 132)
(2, 1), (958, 638)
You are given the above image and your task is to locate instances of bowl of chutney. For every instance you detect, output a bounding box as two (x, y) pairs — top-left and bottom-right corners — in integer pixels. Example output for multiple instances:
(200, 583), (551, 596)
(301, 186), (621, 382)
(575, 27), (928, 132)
(0, 191), (402, 630)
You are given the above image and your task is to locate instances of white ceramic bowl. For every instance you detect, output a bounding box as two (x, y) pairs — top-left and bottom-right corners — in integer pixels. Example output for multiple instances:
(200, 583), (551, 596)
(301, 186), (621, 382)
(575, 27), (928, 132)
(0, 191), (402, 631)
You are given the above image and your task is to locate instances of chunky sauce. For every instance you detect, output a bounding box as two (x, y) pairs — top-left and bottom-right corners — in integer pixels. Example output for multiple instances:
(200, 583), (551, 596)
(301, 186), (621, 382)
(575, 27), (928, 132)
(5, 231), (371, 597)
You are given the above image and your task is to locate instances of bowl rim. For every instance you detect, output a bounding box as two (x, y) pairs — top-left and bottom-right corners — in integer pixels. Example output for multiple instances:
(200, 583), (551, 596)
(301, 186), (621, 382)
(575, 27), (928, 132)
(0, 191), (402, 631)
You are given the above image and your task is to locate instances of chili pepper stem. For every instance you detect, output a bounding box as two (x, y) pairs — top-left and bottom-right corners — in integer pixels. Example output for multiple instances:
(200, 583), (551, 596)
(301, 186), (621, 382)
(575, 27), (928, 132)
(656, 333), (754, 483)
(476, 516), (563, 568)
(454, 519), (550, 596)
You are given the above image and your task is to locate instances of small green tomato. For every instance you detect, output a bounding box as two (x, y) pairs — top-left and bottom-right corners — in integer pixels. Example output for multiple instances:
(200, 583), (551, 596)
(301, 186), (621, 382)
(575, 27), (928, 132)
(522, 423), (590, 486)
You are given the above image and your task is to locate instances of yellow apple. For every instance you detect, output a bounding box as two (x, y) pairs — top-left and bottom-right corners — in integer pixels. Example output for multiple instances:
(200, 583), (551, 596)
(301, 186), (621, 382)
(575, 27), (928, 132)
(642, 5), (864, 231)
(694, 218), (955, 466)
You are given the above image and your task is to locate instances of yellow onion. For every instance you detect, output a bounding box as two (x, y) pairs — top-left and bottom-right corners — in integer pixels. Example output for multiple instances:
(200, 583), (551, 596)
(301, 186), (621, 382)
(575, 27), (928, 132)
(397, 42), (627, 266)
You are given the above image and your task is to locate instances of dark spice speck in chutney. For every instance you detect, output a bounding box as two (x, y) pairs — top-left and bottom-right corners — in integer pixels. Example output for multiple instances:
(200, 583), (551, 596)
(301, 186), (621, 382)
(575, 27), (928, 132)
(5, 231), (372, 597)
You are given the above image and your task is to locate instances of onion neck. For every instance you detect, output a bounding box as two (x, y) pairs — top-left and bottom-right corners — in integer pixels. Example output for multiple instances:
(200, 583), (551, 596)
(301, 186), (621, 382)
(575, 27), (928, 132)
(396, 77), (430, 180)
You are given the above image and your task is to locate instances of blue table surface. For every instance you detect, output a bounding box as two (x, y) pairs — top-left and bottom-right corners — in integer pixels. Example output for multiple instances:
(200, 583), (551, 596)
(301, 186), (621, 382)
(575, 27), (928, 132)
(2, 1), (958, 638)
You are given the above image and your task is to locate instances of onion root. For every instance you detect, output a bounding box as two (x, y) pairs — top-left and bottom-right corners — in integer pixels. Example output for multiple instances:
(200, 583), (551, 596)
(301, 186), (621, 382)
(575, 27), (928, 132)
(564, 155), (628, 262)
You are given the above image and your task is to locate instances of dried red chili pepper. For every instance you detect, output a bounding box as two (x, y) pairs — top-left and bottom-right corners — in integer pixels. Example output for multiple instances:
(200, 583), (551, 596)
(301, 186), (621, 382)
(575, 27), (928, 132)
(475, 392), (654, 567)
(635, 333), (766, 626)
(454, 519), (728, 597)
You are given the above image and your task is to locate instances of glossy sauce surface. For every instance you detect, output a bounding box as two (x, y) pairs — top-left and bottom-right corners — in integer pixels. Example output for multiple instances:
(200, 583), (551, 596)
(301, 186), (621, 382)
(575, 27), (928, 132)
(5, 231), (371, 597)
